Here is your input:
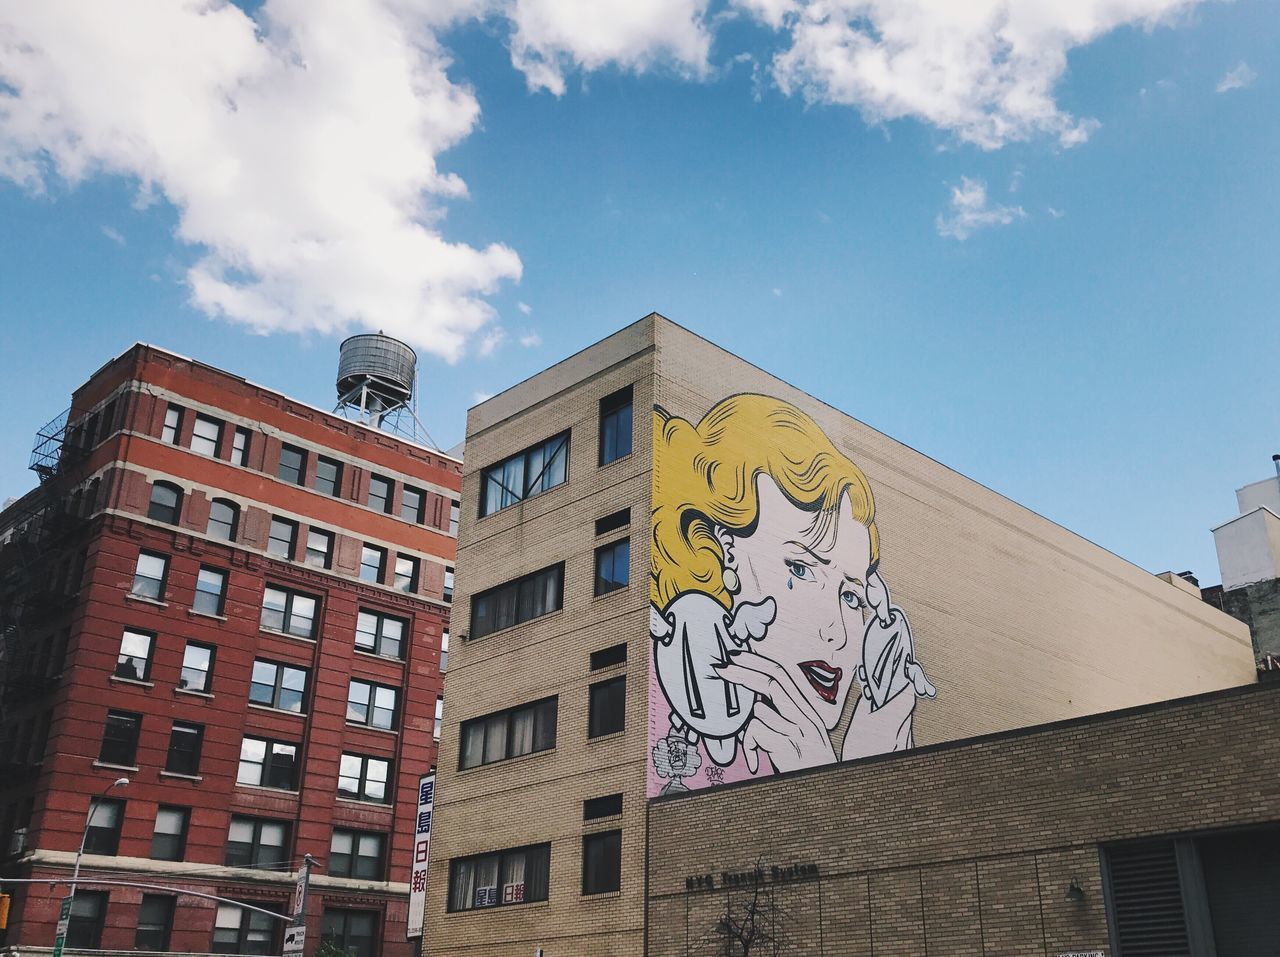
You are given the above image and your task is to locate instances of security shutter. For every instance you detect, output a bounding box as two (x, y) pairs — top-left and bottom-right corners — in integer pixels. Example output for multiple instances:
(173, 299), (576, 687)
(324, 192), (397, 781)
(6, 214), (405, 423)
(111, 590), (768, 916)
(1106, 840), (1191, 957)
(1199, 829), (1280, 957)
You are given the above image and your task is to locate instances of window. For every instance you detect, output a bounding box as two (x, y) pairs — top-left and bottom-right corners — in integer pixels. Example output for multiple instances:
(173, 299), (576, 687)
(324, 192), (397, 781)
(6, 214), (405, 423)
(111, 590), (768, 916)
(131, 551), (168, 600)
(148, 481), (183, 524)
(180, 642), (215, 693)
(434, 696), (444, 742)
(598, 385), (633, 465)
(400, 485), (424, 523)
(161, 404), (183, 445)
(226, 816), (289, 869)
(260, 586), (318, 638)
(440, 631), (449, 672)
(305, 529), (334, 569)
(315, 456), (343, 496)
(359, 545), (386, 584)
(135, 895), (175, 951)
(207, 498), (239, 541)
(470, 563), (563, 639)
(338, 753), (390, 803)
(194, 566), (228, 616)
(459, 697), (557, 770)
(84, 797), (125, 854)
(237, 737), (299, 790)
(166, 722), (204, 776)
(584, 794), (623, 821)
(582, 830), (622, 895)
(394, 554), (418, 593)
(589, 676), (626, 738)
(151, 806), (189, 861)
(448, 844), (550, 911)
(278, 444), (306, 485)
(192, 414), (223, 457)
(449, 499), (460, 536)
(100, 710), (141, 765)
(594, 539), (630, 595)
(444, 566), (454, 603)
(115, 629), (154, 681)
(321, 910), (378, 957)
(367, 475), (393, 514)
(67, 891), (109, 948)
(268, 517), (298, 559)
(480, 432), (569, 516)
(329, 830), (386, 880)
(230, 427), (251, 467)
(213, 903), (281, 955)
(590, 643), (627, 670)
(249, 660), (308, 713)
(355, 610), (405, 659)
(347, 680), (398, 730)
(595, 508), (630, 536)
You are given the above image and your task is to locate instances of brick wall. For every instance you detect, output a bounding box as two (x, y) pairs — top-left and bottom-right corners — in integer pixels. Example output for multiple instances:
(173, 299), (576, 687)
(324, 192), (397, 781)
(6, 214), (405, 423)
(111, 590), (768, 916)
(647, 682), (1280, 956)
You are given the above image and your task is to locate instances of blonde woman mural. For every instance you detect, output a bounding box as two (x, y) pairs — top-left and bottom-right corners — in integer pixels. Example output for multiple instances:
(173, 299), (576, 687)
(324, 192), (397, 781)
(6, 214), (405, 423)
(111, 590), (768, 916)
(648, 394), (936, 795)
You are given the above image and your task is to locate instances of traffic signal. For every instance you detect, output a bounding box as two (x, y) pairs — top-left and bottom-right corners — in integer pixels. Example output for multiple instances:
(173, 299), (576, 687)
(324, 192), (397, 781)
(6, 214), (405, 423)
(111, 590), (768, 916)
(0, 892), (11, 930)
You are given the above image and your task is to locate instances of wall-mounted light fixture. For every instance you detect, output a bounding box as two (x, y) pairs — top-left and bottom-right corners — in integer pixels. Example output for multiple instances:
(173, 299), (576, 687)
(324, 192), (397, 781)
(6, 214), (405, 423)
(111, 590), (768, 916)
(1066, 877), (1085, 902)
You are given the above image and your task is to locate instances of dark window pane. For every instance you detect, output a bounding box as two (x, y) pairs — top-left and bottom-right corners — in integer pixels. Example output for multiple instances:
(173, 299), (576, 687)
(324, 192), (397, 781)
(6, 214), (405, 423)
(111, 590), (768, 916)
(589, 676), (626, 738)
(208, 499), (238, 540)
(278, 445), (306, 484)
(583, 830), (622, 895)
(148, 482), (182, 524)
(368, 476), (392, 513)
(151, 807), (189, 861)
(315, 457), (342, 496)
(400, 486), (423, 522)
(67, 891), (108, 948)
(135, 895), (175, 951)
(100, 711), (141, 766)
(583, 794), (623, 820)
(166, 722), (204, 776)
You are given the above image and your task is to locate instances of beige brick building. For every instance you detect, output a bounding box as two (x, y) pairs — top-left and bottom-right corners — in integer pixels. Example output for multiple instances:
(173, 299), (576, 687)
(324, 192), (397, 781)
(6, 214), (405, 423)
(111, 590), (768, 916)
(423, 315), (1255, 957)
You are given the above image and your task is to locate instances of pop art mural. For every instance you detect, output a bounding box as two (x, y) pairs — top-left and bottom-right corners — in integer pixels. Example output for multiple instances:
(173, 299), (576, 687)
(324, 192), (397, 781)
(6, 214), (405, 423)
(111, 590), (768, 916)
(647, 394), (937, 797)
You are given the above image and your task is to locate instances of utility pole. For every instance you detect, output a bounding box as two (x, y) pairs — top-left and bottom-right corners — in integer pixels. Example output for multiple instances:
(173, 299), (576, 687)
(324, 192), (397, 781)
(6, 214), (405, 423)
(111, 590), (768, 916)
(283, 854), (314, 957)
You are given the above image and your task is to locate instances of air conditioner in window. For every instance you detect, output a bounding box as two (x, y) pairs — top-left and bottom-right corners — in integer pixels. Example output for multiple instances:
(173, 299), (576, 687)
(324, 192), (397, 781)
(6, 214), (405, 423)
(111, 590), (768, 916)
(8, 827), (28, 855)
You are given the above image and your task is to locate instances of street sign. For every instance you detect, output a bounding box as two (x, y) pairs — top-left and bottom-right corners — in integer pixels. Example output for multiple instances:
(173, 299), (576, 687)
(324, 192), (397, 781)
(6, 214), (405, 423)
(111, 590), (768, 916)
(283, 924), (306, 957)
(53, 893), (73, 957)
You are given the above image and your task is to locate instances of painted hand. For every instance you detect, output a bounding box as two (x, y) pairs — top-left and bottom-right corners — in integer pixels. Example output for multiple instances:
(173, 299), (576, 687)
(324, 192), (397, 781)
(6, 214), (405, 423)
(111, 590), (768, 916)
(714, 648), (836, 775)
(842, 682), (916, 760)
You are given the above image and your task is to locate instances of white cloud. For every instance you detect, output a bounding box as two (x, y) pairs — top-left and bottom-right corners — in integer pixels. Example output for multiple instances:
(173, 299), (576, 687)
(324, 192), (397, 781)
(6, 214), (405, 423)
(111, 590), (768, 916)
(0, 0), (519, 362)
(936, 176), (1025, 240)
(1216, 62), (1256, 93)
(100, 225), (125, 245)
(518, 330), (542, 347)
(504, 0), (714, 95)
(517, 300), (533, 314)
(772, 287), (782, 296)
(1047, 205), (1065, 218)
(749, 0), (1203, 149)
(477, 325), (507, 357)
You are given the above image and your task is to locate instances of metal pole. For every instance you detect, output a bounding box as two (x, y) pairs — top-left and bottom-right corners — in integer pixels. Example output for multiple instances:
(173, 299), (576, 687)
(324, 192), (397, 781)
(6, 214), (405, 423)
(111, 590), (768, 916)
(56, 777), (128, 957)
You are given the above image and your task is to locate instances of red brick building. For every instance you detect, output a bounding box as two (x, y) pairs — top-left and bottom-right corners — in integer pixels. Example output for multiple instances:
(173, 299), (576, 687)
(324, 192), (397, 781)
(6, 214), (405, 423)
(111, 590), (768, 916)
(0, 344), (459, 957)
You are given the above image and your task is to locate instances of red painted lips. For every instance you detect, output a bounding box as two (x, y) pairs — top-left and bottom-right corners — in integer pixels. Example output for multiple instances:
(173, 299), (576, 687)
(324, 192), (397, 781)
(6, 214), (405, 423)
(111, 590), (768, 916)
(797, 660), (843, 704)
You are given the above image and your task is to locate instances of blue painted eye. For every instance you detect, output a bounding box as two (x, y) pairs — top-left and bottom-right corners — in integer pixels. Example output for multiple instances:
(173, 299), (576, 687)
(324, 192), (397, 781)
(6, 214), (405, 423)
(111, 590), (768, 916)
(784, 560), (811, 580)
(841, 589), (862, 609)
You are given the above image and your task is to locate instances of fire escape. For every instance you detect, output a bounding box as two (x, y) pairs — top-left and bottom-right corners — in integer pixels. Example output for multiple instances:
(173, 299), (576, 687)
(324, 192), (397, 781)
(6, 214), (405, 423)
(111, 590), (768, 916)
(0, 408), (95, 803)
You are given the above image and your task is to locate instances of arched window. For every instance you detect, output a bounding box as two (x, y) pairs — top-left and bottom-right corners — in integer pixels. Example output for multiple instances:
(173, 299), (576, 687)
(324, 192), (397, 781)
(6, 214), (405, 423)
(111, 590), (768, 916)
(148, 482), (183, 525)
(207, 499), (239, 542)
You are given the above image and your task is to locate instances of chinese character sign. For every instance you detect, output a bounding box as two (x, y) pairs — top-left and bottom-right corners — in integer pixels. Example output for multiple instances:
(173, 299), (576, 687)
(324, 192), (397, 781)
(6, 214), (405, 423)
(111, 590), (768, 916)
(406, 771), (436, 939)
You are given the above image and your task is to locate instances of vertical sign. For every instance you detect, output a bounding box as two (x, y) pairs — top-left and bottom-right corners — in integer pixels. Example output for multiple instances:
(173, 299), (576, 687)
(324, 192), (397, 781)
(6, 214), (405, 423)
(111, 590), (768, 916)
(52, 894), (73, 957)
(406, 772), (435, 939)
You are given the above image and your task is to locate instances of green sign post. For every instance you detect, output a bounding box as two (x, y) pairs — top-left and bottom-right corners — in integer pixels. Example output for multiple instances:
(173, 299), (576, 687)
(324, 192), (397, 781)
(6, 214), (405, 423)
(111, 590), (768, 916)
(52, 894), (72, 957)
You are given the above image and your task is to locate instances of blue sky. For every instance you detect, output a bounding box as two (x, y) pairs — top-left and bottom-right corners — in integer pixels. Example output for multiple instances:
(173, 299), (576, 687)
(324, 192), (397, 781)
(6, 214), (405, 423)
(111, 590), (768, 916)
(1, 0), (1277, 585)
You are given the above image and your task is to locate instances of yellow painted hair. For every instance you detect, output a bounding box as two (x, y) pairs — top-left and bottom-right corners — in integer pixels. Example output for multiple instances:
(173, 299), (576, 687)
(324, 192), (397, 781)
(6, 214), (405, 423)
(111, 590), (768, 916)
(651, 394), (878, 613)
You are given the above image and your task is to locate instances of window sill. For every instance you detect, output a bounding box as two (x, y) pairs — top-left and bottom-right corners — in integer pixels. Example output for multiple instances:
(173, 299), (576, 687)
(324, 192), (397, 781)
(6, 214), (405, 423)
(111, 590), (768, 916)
(353, 648), (406, 665)
(259, 627), (317, 644)
(345, 722), (399, 736)
(110, 675), (154, 688)
(235, 782), (300, 795)
(247, 703), (307, 718)
(588, 729), (627, 744)
(336, 797), (393, 808)
(93, 760), (139, 772)
(446, 899), (549, 917)
(457, 746), (554, 775)
(160, 771), (203, 782)
(175, 687), (213, 699)
(188, 608), (228, 621)
(124, 594), (168, 608)
(593, 585), (629, 601)
(598, 450), (634, 469)
(583, 889), (623, 901)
